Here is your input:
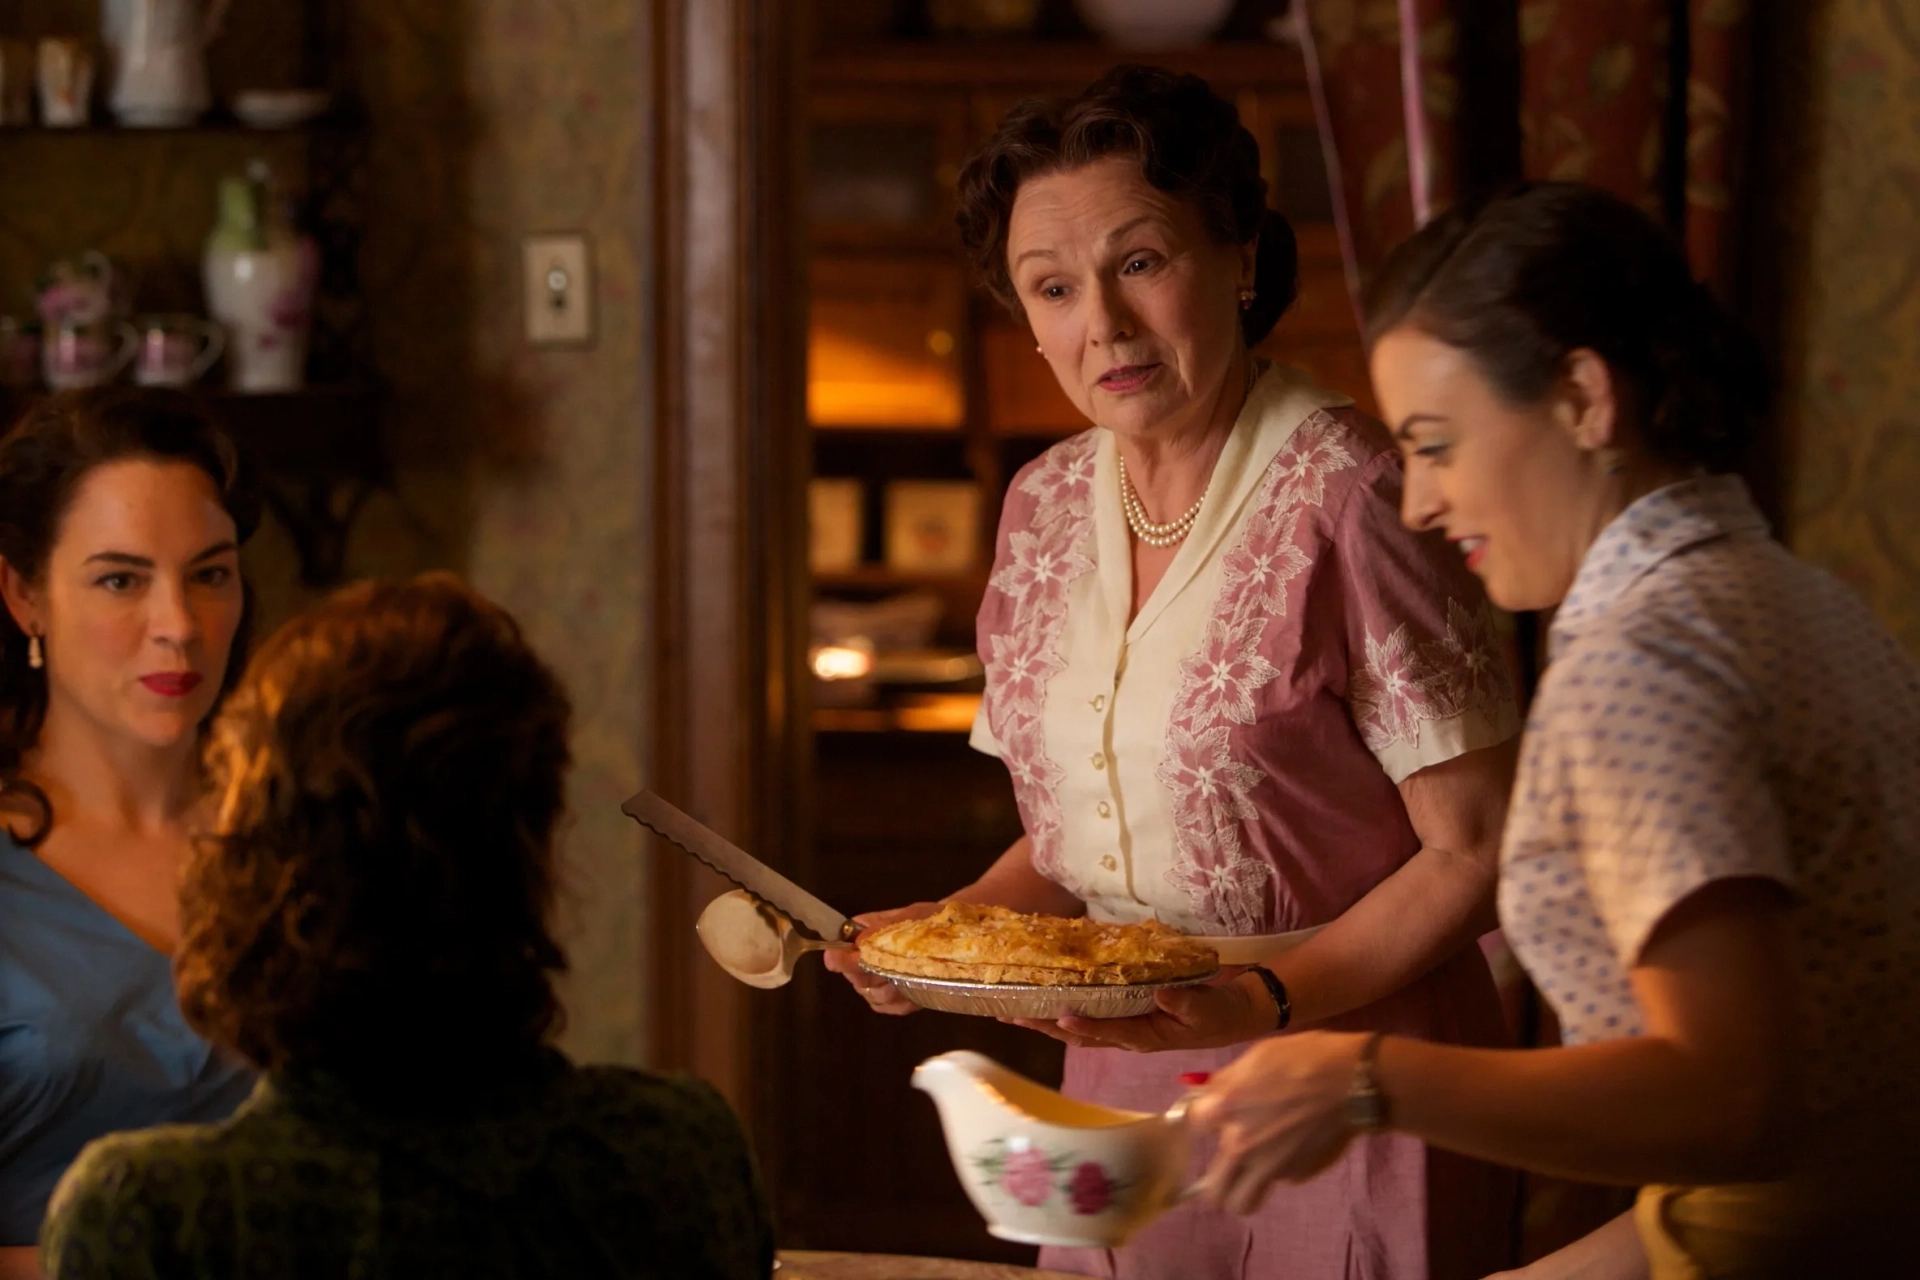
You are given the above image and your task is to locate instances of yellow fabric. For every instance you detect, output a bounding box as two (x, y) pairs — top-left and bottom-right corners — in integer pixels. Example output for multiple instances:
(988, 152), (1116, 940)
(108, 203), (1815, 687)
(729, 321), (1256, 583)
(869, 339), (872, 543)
(1634, 1182), (1803, 1280)
(1636, 1111), (1920, 1279)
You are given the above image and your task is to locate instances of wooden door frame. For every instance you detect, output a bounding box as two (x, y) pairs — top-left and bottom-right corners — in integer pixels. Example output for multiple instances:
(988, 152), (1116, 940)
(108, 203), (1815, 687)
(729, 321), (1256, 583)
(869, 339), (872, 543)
(644, 0), (811, 1170)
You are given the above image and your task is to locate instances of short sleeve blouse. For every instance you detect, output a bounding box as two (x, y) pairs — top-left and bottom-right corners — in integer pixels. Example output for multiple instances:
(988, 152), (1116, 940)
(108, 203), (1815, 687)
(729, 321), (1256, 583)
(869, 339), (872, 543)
(1501, 476), (1920, 1116)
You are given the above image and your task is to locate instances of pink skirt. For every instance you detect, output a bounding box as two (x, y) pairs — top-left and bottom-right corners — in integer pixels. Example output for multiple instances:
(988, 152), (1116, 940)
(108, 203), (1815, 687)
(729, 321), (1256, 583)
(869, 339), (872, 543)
(1038, 948), (1517, 1280)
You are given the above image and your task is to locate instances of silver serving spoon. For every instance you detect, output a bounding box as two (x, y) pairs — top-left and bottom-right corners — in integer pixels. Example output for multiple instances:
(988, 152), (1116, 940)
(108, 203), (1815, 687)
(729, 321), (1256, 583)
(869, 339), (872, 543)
(696, 889), (854, 989)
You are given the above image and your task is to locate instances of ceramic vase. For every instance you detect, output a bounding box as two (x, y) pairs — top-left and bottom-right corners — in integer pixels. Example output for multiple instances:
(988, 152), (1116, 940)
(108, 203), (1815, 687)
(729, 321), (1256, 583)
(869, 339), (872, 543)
(203, 164), (317, 392)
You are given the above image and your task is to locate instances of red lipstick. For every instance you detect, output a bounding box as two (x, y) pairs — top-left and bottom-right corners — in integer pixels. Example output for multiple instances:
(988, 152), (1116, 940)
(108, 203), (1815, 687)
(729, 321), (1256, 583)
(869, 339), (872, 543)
(140, 672), (203, 698)
(1096, 363), (1160, 394)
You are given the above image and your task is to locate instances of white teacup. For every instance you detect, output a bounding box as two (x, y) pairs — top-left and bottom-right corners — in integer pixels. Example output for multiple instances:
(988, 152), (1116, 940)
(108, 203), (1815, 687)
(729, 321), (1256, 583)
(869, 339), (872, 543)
(43, 320), (138, 390)
(36, 38), (93, 128)
(132, 314), (224, 387)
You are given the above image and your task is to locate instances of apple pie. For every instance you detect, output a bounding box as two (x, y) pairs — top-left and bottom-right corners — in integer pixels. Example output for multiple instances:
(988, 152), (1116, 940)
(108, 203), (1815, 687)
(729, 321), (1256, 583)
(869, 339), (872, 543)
(858, 902), (1219, 986)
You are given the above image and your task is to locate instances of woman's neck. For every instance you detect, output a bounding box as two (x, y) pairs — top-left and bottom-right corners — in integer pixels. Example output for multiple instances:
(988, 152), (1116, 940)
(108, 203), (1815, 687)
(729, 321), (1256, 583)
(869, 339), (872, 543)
(1115, 351), (1256, 522)
(26, 696), (202, 836)
(1581, 457), (1698, 559)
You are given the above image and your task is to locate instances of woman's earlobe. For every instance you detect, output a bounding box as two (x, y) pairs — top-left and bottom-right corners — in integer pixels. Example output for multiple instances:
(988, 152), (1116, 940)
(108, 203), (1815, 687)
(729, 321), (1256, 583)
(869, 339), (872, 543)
(0, 557), (40, 637)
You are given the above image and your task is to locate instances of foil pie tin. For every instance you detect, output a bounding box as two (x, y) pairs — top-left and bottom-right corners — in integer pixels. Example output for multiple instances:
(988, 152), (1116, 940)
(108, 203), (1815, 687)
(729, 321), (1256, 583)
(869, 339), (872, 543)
(860, 963), (1222, 1020)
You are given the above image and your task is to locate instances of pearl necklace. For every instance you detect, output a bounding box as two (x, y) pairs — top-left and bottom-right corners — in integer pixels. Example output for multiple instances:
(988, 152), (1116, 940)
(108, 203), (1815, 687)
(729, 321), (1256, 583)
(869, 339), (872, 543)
(1119, 456), (1205, 547)
(1117, 361), (1260, 549)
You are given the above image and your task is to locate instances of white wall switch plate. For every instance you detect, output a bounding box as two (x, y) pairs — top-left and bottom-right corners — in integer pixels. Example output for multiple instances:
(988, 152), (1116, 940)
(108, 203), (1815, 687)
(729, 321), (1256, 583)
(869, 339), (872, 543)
(523, 233), (594, 346)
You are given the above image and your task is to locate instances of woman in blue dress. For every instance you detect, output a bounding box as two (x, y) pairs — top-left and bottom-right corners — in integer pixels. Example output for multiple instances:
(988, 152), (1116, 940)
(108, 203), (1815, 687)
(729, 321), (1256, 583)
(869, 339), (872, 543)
(0, 388), (258, 1274)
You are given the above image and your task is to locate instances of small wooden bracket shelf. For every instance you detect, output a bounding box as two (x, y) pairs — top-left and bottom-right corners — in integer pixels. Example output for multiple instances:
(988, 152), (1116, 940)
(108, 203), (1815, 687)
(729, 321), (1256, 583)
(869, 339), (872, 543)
(205, 386), (387, 586)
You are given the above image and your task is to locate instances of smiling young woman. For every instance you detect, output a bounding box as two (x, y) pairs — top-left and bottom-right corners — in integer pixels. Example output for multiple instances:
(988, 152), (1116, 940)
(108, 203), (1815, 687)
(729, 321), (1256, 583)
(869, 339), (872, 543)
(1188, 183), (1919, 1280)
(0, 388), (261, 1271)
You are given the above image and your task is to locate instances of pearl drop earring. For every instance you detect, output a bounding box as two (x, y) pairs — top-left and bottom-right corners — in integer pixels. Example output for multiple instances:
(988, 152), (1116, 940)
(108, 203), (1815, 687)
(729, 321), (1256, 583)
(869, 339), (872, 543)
(27, 634), (41, 670)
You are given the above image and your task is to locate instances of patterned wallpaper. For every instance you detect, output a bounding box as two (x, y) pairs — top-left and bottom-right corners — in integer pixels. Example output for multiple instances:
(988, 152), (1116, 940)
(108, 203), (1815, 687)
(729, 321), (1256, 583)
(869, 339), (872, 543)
(343, 0), (653, 1066)
(1774, 0), (1920, 655)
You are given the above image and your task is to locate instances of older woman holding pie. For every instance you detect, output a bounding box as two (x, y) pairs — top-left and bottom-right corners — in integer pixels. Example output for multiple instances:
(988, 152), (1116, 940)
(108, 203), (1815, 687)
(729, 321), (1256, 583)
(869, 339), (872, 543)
(827, 67), (1522, 1280)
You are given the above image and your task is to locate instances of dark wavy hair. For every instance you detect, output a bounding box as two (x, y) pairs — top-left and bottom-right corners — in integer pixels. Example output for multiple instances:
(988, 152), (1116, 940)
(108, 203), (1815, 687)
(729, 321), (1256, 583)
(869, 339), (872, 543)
(177, 572), (574, 1093)
(0, 387), (260, 846)
(956, 64), (1298, 347)
(1363, 181), (1769, 472)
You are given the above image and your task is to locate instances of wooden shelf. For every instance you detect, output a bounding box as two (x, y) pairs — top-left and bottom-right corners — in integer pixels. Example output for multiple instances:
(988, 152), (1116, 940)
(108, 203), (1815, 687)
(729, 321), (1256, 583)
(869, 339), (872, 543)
(985, 419), (1085, 439)
(0, 104), (366, 139)
(811, 422), (966, 437)
(210, 385), (387, 586)
(813, 692), (981, 735)
(202, 384), (384, 478)
(1, 383), (381, 475)
(812, 40), (1309, 91)
(814, 565), (989, 591)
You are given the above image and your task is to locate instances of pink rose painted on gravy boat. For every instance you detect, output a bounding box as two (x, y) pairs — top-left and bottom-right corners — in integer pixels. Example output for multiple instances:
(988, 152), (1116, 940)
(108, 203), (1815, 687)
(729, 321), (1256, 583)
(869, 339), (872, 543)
(1001, 1148), (1054, 1207)
(1068, 1161), (1113, 1215)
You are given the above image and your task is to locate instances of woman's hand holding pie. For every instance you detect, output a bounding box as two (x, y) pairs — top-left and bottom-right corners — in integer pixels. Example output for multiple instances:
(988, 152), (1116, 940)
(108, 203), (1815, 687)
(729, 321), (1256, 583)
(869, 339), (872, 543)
(822, 901), (941, 1015)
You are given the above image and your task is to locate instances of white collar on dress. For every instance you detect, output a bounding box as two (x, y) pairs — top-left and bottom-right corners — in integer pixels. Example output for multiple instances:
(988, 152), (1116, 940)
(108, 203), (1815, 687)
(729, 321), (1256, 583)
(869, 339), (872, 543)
(1549, 473), (1770, 656)
(1092, 361), (1353, 642)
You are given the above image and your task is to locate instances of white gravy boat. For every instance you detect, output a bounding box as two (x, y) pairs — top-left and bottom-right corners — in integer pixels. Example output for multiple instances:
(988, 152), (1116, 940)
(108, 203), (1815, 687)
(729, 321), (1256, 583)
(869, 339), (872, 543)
(914, 1050), (1199, 1248)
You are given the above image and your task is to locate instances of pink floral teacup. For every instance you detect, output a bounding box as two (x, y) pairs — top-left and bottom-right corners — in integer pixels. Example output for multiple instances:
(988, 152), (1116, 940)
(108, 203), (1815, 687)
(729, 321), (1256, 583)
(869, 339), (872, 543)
(132, 314), (224, 387)
(914, 1050), (1197, 1248)
(43, 319), (138, 390)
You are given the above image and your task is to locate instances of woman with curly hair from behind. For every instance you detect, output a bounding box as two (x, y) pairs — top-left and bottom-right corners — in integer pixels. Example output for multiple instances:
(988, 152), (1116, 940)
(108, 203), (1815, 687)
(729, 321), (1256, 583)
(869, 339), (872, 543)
(37, 573), (774, 1280)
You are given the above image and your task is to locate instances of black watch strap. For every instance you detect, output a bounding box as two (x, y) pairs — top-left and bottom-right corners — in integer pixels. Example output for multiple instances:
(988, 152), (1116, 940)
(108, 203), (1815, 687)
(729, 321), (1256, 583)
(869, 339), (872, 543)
(1246, 964), (1291, 1031)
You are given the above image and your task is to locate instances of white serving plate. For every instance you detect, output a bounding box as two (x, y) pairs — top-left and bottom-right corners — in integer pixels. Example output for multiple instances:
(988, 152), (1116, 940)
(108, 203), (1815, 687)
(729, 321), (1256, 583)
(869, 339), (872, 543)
(861, 964), (1221, 1020)
(1186, 925), (1325, 967)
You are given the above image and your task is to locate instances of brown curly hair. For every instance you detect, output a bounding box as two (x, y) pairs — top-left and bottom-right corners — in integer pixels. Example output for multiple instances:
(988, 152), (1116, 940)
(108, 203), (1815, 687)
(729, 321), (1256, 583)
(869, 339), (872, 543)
(177, 572), (573, 1090)
(956, 64), (1298, 347)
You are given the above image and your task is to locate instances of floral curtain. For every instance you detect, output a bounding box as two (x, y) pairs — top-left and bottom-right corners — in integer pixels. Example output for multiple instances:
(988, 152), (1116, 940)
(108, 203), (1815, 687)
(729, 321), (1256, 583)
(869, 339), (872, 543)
(1298, 0), (1463, 315)
(1303, 0), (1755, 295)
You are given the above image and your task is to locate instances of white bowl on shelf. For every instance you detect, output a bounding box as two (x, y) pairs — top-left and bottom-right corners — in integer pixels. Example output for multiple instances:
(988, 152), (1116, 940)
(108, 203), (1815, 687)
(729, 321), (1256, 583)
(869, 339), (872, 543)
(232, 89), (332, 129)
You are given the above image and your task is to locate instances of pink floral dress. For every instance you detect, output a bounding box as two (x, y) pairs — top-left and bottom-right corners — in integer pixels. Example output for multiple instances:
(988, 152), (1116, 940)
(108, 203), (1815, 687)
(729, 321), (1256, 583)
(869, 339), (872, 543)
(971, 366), (1521, 1280)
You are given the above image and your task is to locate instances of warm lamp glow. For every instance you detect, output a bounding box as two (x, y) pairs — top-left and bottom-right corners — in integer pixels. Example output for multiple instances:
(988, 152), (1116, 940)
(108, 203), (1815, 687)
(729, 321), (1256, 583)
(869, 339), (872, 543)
(811, 644), (876, 681)
(808, 326), (964, 427)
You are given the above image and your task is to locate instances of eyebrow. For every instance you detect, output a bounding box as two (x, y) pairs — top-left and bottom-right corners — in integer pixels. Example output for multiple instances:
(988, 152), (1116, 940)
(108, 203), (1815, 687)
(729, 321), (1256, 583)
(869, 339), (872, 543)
(1393, 414), (1448, 442)
(1010, 214), (1158, 272)
(84, 540), (239, 569)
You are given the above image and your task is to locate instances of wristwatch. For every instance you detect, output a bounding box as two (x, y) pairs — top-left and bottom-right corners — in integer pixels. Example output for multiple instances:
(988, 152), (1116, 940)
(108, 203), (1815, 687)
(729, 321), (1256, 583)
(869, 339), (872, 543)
(1245, 964), (1291, 1031)
(1347, 1031), (1389, 1133)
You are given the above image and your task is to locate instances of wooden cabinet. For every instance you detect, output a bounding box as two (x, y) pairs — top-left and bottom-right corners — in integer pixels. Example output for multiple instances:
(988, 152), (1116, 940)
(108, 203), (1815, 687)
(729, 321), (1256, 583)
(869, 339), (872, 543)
(980, 318), (1083, 435)
(809, 255), (969, 428)
(809, 88), (970, 249)
(772, 731), (1063, 1260)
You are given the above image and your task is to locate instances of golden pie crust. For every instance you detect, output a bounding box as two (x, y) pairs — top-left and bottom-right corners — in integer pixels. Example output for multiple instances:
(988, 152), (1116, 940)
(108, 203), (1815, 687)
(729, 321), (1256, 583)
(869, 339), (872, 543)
(858, 902), (1219, 986)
